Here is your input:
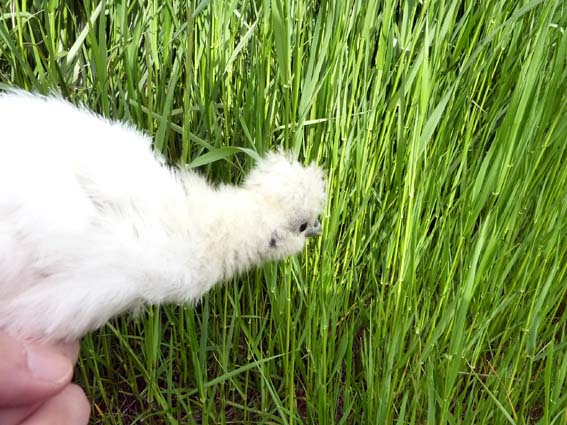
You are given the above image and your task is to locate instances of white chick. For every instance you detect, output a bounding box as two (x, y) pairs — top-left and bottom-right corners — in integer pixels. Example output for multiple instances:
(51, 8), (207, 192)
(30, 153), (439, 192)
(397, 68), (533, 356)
(0, 91), (326, 341)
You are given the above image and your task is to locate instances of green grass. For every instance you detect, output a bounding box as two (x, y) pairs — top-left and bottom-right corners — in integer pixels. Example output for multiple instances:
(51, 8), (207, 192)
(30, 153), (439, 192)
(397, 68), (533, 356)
(2, 0), (567, 423)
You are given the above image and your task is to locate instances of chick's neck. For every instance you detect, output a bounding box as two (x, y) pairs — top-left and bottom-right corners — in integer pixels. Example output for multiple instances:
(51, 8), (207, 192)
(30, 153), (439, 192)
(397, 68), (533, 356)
(193, 187), (273, 287)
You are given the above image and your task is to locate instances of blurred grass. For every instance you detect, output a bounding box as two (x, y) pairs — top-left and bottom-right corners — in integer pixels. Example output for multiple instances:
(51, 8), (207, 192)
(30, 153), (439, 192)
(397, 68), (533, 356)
(1, 0), (567, 423)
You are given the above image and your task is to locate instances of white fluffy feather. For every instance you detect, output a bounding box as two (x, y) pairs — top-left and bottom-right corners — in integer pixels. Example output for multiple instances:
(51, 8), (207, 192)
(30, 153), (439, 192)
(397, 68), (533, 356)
(0, 91), (326, 341)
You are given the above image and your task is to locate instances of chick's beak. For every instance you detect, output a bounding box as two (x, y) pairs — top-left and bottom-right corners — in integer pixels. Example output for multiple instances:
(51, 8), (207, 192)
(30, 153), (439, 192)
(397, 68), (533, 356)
(305, 219), (322, 238)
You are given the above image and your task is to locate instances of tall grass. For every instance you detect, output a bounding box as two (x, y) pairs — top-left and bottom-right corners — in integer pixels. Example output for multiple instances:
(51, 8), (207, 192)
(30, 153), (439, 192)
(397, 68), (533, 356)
(1, 0), (567, 423)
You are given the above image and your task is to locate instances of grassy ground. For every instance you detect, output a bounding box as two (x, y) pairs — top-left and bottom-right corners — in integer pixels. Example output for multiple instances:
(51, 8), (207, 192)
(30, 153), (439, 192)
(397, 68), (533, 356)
(1, 0), (567, 423)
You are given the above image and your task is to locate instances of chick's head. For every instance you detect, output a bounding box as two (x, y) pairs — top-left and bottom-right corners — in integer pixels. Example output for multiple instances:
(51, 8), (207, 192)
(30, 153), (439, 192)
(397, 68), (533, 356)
(244, 151), (326, 259)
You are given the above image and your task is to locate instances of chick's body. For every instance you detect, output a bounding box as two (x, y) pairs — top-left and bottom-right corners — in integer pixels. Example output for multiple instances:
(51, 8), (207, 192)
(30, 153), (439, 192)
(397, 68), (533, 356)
(0, 91), (326, 341)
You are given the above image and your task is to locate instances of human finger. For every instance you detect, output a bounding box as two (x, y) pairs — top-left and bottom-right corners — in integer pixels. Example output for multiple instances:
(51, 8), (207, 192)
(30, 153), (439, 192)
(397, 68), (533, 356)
(21, 384), (90, 425)
(0, 333), (75, 407)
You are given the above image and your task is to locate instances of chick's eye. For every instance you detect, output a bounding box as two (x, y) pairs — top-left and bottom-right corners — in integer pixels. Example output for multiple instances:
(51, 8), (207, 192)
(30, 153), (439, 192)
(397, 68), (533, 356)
(299, 222), (308, 232)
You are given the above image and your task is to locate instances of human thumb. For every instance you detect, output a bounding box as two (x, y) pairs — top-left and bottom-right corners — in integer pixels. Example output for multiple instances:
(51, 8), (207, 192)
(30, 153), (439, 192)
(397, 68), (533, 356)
(0, 332), (76, 407)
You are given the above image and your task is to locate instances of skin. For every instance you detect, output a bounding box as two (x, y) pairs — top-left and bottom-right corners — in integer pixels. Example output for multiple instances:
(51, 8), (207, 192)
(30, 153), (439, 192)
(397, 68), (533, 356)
(0, 332), (90, 425)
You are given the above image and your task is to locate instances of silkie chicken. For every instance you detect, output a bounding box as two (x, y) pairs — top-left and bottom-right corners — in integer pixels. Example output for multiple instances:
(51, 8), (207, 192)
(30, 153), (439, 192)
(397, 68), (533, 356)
(0, 91), (326, 341)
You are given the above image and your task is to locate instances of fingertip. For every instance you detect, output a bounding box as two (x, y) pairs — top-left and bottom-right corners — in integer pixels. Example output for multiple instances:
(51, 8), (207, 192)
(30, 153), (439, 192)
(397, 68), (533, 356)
(45, 339), (81, 363)
(21, 384), (90, 425)
(65, 384), (91, 425)
(25, 345), (74, 384)
(0, 332), (76, 407)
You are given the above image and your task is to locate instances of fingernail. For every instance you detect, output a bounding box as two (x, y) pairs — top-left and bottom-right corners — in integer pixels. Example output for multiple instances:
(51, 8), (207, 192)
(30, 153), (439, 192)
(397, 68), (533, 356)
(25, 345), (72, 384)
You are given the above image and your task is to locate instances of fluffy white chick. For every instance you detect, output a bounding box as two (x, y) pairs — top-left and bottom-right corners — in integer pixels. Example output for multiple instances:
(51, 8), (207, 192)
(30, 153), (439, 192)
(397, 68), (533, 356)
(0, 90), (326, 341)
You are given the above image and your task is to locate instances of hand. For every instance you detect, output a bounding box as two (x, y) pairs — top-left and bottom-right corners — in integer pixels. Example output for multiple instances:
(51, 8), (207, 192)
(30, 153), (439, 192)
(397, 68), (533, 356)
(0, 332), (90, 425)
